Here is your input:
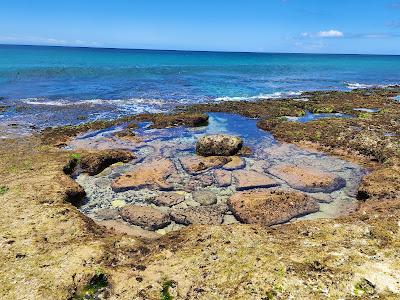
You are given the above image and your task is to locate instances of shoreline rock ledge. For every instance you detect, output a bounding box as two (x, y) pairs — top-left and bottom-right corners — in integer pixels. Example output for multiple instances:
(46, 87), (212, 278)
(196, 134), (243, 156)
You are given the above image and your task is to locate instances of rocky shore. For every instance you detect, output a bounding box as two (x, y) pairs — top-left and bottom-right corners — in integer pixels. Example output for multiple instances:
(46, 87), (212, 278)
(0, 87), (399, 299)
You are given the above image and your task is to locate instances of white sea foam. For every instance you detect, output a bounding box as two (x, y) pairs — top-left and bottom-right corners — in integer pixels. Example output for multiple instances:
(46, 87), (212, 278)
(22, 97), (167, 107)
(213, 91), (303, 102)
(345, 82), (399, 90)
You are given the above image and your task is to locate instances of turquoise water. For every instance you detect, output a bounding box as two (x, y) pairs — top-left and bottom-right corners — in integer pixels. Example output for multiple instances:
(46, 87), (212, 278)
(0, 44), (399, 127)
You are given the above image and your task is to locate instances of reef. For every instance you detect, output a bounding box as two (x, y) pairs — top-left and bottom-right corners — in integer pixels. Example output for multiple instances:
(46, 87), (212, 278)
(0, 87), (399, 299)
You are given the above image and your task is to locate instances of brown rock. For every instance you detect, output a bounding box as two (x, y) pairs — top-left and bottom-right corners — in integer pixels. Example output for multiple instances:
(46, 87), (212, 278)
(180, 155), (231, 174)
(228, 189), (320, 226)
(214, 169), (232, 187)
(223, 156), (246, 170)
(233, 170), (280, 191)
(192, 190), (217, 206)
(184, 173), (215, 191)
(151, 192), (185, 207)
(97, 220), (160, 239)
(114, 129), (142, 143)
(170, 205), (227, 225)
(120, 205), (171, 230)
(196, 134), (243, 156)
(268, 164), (346, 193)
(111, 158), (176, 192)
(80, 149), (135, 176)
(357, 166), (400, 200)
(95, 208), (120, 220)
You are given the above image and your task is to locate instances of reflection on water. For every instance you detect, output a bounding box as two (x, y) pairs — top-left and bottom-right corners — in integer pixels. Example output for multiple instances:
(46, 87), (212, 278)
(285, 111), (352, 123)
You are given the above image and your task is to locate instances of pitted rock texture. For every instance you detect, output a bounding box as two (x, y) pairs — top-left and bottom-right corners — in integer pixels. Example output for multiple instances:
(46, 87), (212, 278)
(214, 169), (232, 187)
(151, 192), (186, 207)
(196, 134), (243, 156)
(268, 164), (346, 193)
(228, 189), (320, 226)
(170, 205), (228, 225)
(120, 205), (171, 230)
(192, 190), (218, 206)
(233, 170), (280, 191)
(179, 155), (231, 174)
(111, 158), (177, 192)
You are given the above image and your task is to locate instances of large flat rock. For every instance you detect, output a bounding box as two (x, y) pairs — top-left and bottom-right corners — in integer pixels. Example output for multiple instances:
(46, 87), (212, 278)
(120, 205), (171, 231)
(179, 155), (231, 174)
(170, 205), (227, 225)
(233, 170), (280, 191)
(111, 158), (177, 192)
(228, 189), (320, 226)
(268, 164), (346, 193)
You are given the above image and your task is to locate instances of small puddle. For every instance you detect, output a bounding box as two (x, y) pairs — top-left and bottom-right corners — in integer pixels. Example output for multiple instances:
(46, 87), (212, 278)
(70, 112), (366, 235)
(353, 108), (380, 113)
(285, 111), (352, 123)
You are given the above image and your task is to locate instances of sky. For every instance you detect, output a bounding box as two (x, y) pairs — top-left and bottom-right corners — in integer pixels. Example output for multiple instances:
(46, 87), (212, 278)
(1, 0), (400, 54)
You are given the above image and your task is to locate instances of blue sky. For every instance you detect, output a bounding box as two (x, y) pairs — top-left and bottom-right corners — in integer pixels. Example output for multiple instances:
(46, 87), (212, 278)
(1, 0), (400, 54)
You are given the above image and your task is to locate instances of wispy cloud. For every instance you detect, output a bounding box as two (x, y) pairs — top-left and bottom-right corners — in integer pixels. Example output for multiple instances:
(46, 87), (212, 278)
(388, 1), (400, 9)
(386, 20), (400, 28)
(300, 29), (344, 38)
(0, 35), (99, 47)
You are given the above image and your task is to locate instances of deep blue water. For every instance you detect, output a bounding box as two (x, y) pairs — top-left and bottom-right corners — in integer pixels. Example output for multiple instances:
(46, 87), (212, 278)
(0, 44), (399, 127)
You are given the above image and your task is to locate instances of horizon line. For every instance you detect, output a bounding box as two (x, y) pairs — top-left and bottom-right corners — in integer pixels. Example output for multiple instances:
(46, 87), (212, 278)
(1, 43), (400, 57)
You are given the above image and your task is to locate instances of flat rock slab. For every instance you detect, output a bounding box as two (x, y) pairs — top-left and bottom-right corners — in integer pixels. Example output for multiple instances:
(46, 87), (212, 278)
(233, 170), (280, 191)
(223, 156), (246, 170)
(192, 190), (218, 206)
(170, 205), (227, 225)
(228, 189), (320, 226)
(184, 173), (215, 191)
(180, 155), (231, 174)
(120, 205), (171, 230)
(196, 134), (243, 156)
(214, 169), (232, 187)
(268, 164), (346, 193)
(97, 220), (161, 239)
(111, 158), (177, 192)
(151, 192), (186, 207)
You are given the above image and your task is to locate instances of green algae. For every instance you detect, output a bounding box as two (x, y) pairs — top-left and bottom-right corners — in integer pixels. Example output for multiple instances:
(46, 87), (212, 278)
(0, 186), (9, 196)
(161, 280), (175, 300)
(72, 273), (108, 300)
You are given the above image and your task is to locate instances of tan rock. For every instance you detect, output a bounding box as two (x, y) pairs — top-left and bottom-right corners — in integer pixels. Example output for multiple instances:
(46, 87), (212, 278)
(233, 170), (280, 191)
(120, 205), (171, 230)
(223, 156), (246, 170)
(170, 205), (227, 225)
(268, 164), (346, 193)
(97, 220), (161, 239)
(151, 192), (185, 207)
(111, 158), (176, 192)
(228, 189), (320, 226)
(214, 169), (232, 187)
(179, 155), (231, 174)
(196, 134), (243, 156)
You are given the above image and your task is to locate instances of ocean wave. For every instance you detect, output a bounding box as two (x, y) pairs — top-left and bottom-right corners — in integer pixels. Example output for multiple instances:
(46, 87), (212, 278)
(345, 82), (399, 90)
(21, 97), (168, 107)
(213, 91), (303, 102)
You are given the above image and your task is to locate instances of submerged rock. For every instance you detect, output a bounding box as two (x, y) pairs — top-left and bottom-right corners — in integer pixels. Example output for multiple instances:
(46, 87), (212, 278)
(151, 192), (186, 207)
(170, 205), (227, 225)
(223, 156), (246, 170)
(268, 164), (346, 193)
(214, 169), (232, 187)
(192, 190), (217, 206)
(180, 155), (231, 174)
(196, 134), (243, 157)
(111, 158), (177, 192)
(228, 189), (320, 226)
(233, 170), (280, 191)
(120, 205), (171, 230)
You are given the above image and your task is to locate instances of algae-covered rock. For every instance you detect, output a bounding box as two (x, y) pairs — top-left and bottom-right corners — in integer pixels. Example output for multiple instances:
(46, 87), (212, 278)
(196, 134), (243, 157)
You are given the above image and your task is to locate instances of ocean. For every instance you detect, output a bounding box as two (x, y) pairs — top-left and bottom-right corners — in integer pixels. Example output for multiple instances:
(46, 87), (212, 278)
(0, 44), (399, 127)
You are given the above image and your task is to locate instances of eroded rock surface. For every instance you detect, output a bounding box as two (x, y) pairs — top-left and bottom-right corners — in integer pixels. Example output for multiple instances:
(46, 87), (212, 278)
(179, 155), (231, 174)
(192, 190), (218, 206)
(196, 134), (243, 156)
(111, 158), (177, 192)
(269, 164), (346, 193)
(233, 170), (280, 191)
(228, 189), (320, 226)
(151, 192), (186, 207)
(120, 205), (171, 230)
(170, 205), (227, 225)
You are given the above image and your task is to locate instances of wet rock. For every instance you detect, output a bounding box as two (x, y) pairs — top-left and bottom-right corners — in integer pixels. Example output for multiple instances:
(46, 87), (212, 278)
(233, 170), (280, 191)
(228, 189), (320, 226)
(268, 164), (346, 193)
(135, 112), (209, 129)
(111, 158), (177, 192)
(214, 169), (232, 187)
(80, 150), (135, 176)
(120, 205), (171, 230)
(170, 205), (227, 225)
(192, 190), (217, 206)
(357, 166), (400, 200)
(114, 129), (142, 143)
(97, 220), (161, 239)
(180, 155), (231, 174)
(95, 208), (120, 220)
(151, 192), (186, 207)
(196, 134), (243, 157)
(184, 173), (215, 191)
(223, 156), (246, 170)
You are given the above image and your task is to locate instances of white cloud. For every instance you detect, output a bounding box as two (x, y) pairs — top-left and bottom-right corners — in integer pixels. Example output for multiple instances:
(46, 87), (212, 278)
(317, 30), (344, 38)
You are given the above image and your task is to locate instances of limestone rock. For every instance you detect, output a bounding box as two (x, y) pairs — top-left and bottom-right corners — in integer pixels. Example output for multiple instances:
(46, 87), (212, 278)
(196, 134), (243, 157)
(214, 169), (232, 187)
(151, 192), (185, 207)
(111, 158), (177, 192)
(180, 155), (231, 174)
(192, 190), (217, 206)
(170, 205), (227, 225)
(268, 164), (346, 193)
(120, 205), (171, 230)
(233, 170), (280, 191)
(228, 189), (320, 226)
